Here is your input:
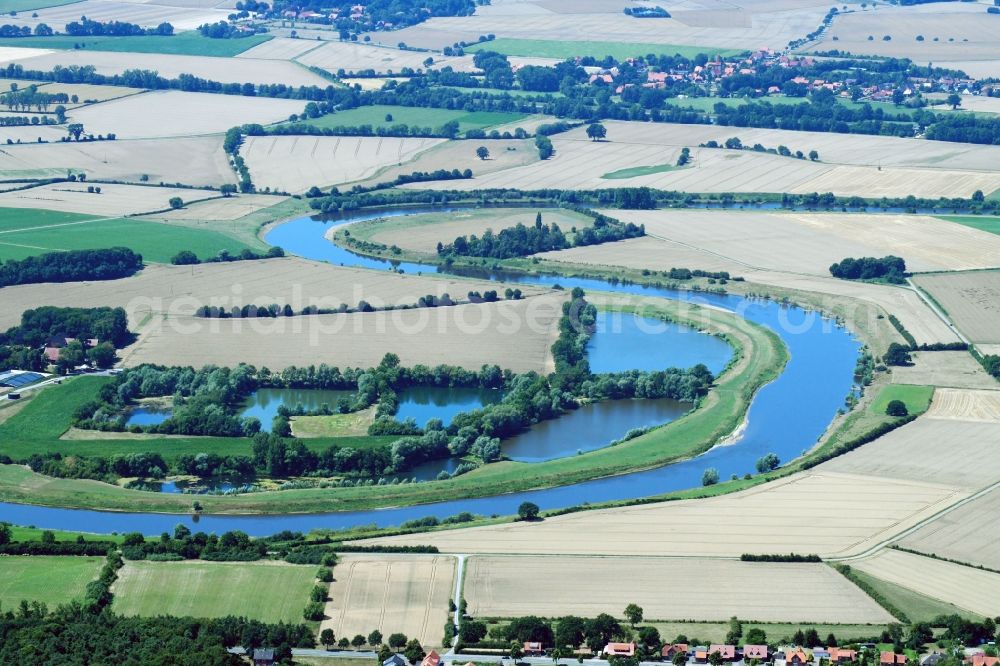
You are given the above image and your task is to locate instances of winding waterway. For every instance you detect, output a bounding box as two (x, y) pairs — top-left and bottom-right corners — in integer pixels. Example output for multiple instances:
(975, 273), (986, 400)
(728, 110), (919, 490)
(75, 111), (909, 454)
(0, 207), (860, 535)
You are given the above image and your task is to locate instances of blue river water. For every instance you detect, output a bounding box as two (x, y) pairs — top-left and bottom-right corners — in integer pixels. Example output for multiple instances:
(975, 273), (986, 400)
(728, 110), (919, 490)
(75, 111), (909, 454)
(0, 206), (860, 535)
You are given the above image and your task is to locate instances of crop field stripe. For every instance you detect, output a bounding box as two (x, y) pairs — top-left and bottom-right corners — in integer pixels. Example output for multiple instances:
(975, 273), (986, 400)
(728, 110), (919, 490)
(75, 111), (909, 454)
(466, 38), (741, 61)
(936, 215), (1000, 237)
(0, 32), (272, 57)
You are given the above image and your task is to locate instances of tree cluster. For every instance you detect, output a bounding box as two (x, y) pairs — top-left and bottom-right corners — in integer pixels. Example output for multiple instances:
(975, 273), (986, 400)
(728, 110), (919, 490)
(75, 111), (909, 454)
(0, 606), (313, 664)
(0, 247), (143, 287)
(829, 255), (907, 283)
(0, 306), (131, 348)
(170, 245), (284, 265)
(120, 528), (267, 561)
(65, 18), (173, 36)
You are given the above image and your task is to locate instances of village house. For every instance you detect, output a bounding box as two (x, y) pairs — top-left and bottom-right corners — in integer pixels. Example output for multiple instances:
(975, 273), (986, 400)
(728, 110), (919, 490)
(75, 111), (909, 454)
(784, 648), (811, 666)
(604, 643), (637, 658)
(252, 648), (275, 666)
(383, 654), (410, 666)
(695, 646), (737, 663)
(710, 645), (738, 662)
(881, 653), (908, 666)
(743, 645), (770, 661)
(829, 648), (858, 664)
(663, 644), (690, 660)
(421, 650), (441, 666)
(43, 336), (99, 364)
(969, 656), (1000, 666)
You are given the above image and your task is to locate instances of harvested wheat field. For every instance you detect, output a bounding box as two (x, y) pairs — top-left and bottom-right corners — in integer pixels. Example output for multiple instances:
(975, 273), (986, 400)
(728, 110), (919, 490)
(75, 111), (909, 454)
(298, 40), (476, 74)
(0, 182), (218, 216)
(322, 554), (454, 647)
(0, 136), (232, 187)
(39, 83), (146, 107)
(0, 257), (546, 330)
(900, 486), (1000, 571)
(821, 418), (1000, 489)
(852, 549), (1000, 617)
(4, 50), (329, 87)
(924, 388), (1000, 422)
(340, 77), (410, 91)
(913, 271), (1000, 347)
(603, 209), (1000, 275)
(235, 37), (325, 60)
(7, 0), (231, 31)
(363, 471), (966, 557)
(0, 47), (53, 65)
(464, 555), (894, 624)
(370, 0), (828, 52)
(535, 235), (958, 345)
(139, 194), (285, 222)
(121, 292), (567, 372)
(69, 91), (306, 139)
(353, 138), (537, 188)
(405, 121), (1000, 198)
(812, 4), (1000, 71)
(890, 352), (999, 391)
(359, 207), (592, 254)
(241, 135), (445, 193)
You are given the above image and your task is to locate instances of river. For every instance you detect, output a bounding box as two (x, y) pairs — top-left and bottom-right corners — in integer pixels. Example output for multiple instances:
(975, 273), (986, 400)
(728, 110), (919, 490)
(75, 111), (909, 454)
(0, 206), (860, 535)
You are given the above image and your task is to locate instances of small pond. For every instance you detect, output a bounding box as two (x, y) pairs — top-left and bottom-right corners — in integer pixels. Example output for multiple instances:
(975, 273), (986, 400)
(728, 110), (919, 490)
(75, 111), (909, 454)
(394, 386), (503, 427)
(125, 407), (173, 427)
(240, 388), (356, 423)
(502, 398), (691, 463)
(587, 311), (732, 375)
(155, 479), (252, 494)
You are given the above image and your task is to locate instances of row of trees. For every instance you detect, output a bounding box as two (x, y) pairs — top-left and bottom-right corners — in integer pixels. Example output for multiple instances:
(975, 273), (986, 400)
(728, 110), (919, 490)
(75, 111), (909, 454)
(170, 245), (283, 266)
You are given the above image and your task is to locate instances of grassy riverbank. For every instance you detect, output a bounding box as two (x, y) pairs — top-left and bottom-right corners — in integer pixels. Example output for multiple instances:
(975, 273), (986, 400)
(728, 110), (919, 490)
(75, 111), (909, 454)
(0, 296), (786, 515)
(0, 377), (395, 461)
